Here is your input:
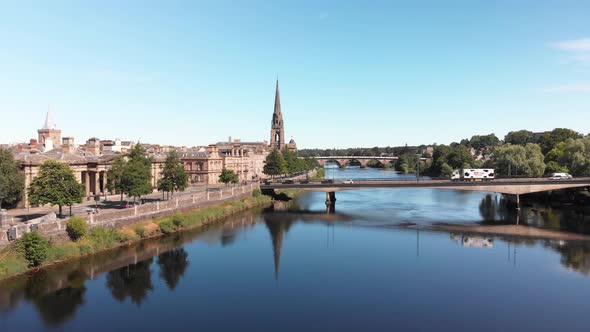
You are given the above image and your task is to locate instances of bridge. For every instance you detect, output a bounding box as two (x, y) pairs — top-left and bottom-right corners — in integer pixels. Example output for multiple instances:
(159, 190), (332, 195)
(261, 177), (590, 214)
(312, 156), (400, 167)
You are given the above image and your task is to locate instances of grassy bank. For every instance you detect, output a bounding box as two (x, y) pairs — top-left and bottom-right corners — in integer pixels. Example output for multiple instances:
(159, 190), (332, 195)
(0, 190), (273, 281)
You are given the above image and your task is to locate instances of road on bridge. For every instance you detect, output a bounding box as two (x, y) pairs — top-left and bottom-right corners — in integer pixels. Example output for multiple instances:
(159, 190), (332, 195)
(261, 177), (590, 195)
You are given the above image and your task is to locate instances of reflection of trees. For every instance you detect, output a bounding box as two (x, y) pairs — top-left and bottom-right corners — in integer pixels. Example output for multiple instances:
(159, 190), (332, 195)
(221, 229), (237, 247)
(479, 194), (514, 224)
(549, 242), (590, 276)
(480, 194), (590, 235)
(34, 286), (86, 327)
(157, 248), (189, 290)
(24, 270), (88, 327)
(106, 258), (154, 306)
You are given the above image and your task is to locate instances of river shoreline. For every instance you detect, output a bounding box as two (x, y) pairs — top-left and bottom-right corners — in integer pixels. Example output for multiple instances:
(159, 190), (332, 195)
(424, 223), (590, 241)
(0, 191), (281, 282)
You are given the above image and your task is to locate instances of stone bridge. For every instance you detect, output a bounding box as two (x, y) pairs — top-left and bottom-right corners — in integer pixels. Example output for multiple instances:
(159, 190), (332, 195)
(312, 156), (400, 167)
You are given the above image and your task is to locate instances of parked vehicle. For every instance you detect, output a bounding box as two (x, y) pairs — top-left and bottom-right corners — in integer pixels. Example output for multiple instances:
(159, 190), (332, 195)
(342, 179), (354, 184)
(300, 180), (310, 184)
(321, 179), (334, 184)
(549, 172), (573, 180)
(451, 169), (495, 181)
(282, 180), (294, 184)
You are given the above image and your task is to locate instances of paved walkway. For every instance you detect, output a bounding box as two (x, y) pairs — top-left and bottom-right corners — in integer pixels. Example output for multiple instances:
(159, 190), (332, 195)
(5, 182), (247, 223)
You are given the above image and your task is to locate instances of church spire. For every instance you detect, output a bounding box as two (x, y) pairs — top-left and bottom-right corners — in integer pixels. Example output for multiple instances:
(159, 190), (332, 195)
(270, 79), (285, 150)
(274, 79), (281, 116)
(42, 108), (54, 129)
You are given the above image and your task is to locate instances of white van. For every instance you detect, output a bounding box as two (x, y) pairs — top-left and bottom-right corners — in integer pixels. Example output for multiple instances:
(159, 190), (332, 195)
(549, 172), (573, 180)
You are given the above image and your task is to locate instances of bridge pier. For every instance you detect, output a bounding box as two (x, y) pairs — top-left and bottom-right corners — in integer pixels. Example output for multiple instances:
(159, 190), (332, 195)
(516, 194), (520, 225)
(325, 192), (336, 205)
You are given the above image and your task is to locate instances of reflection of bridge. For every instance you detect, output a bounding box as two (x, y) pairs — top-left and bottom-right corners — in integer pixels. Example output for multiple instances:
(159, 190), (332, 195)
(262, 177), (590, 214)
(312, 156), (399, 167)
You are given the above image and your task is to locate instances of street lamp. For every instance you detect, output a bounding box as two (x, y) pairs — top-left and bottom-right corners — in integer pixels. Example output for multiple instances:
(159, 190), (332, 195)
(416, 154), (421, 181)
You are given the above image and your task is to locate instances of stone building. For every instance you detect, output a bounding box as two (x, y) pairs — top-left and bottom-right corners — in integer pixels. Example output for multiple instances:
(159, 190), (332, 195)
(37, 111), (61, 152)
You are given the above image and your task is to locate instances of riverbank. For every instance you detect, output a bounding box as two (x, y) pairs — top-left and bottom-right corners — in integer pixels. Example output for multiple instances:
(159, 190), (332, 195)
(426, 223), (590, 241)
(0, 189), (302, 282)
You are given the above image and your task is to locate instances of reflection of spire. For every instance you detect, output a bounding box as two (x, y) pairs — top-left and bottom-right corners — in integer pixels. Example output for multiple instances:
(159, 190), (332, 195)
(264, 218), (293, 281)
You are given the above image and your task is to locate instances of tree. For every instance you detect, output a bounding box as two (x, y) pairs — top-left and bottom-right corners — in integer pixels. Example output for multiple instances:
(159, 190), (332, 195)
(468, 134), (500, 151)
(157, 151), (188, 199)
(219, 168), (239, 185)
(282, 149), (301, 174)
(504, 130), (534, 145)
(0, 148), (25, 208)
(124, 144), (153, 202)
(491, 143), (545, 177)
(28, 160), (84, 217)
(539, 128), (583, 154)
(263, 149), (287, 177)
(106, 157), (128, 204)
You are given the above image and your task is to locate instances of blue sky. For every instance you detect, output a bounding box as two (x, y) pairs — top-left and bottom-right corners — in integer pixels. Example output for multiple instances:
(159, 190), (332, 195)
(0, 0), (589, 149)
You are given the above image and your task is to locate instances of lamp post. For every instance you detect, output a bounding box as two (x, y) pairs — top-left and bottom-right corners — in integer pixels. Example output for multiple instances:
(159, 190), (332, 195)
(416, 154), (421, 181)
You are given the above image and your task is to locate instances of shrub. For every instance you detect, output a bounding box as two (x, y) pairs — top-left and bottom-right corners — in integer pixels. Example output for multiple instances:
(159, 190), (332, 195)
(252, 188), (262, 197)
(46, 242), (81, 261)
(87, 227), (125, 250)
(135, 225), (146, 238)
(19, 231), (50, 267)
(66, 217), (88, 241)
(159, 219), (177, 234)
(171, 214), (187, 228)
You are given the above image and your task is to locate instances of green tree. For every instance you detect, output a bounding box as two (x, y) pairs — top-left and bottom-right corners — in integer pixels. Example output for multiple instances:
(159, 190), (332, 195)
(106, 157), (128, 204)
(281, 149), (301, 174)
(0, 148), (25, 208)
(124, 144), (153, 202)
(219, 168), (239, 185)
(157, 151), (188, 199)
(560, 137), (590, 176)
(539, 128), (583, 154)
(492, 143), (545, 177)
(504, 130), (534, 145)
(263, 149), (287, 177)
(28, 160), (84, 217)
(19, 231), (50, 267)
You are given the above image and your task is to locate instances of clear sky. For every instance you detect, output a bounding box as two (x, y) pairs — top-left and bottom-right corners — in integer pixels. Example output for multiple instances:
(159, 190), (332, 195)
(0, 0), (589, 149)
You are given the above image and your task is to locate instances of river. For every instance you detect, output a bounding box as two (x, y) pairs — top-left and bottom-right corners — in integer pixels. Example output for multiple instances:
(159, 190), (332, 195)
(1, 166), (590, 331)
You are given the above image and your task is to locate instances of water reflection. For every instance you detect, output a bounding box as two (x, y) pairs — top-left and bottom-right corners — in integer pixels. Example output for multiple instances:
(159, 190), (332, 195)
(2, 187), (590, 329)
(157, 248), (189, 290)
(479, 193), (590, 233)
(106, 258), (154, 306)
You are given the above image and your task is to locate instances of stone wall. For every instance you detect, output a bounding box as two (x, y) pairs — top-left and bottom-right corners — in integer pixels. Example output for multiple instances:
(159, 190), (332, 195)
(0, 183), (260, 248)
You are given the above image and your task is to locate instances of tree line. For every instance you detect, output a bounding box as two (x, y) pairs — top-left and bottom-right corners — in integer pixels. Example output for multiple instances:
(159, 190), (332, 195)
(263, 149), (319, 177)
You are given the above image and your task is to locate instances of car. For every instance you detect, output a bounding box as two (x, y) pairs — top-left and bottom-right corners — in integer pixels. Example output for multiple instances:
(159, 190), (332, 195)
(282, 180), (294, 184)
(300, 180), (310, 184)
(342, 179), (354, 184)
(321, 179), (334, 184)
(549, 172), (573, 180)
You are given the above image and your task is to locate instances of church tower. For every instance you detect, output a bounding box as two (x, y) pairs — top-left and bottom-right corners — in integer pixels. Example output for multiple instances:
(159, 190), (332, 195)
(270, 79), (285, 150)
(37, 110), (61, 151)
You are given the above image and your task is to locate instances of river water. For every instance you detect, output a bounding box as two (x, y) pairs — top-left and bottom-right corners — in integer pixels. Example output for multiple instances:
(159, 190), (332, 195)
(1, 166), (590, 331)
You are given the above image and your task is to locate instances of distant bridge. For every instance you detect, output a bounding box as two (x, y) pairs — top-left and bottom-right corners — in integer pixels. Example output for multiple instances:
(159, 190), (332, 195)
(312, 156), (404, 167)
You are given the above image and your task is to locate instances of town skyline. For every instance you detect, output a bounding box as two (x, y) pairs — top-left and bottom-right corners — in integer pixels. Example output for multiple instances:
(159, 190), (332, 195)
(1, 1), (589, 148)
